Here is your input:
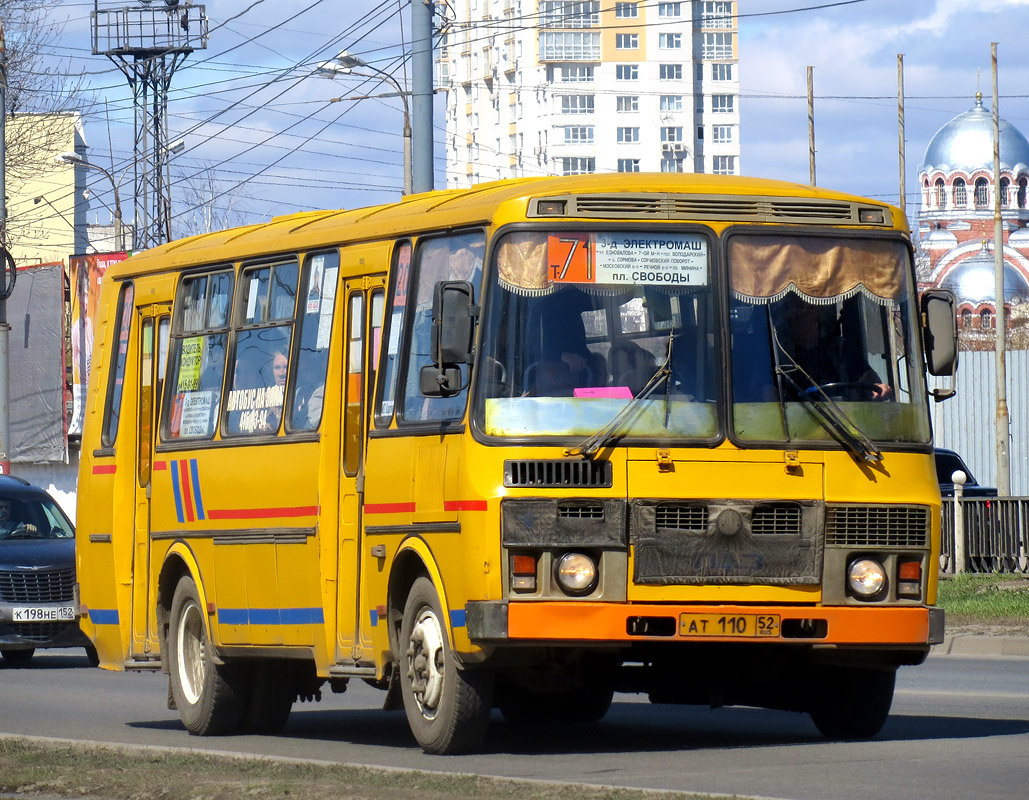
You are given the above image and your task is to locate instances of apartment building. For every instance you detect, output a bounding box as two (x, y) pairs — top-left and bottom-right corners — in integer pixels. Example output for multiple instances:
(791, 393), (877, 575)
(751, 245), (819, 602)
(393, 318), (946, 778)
(439, 0), (740, 187)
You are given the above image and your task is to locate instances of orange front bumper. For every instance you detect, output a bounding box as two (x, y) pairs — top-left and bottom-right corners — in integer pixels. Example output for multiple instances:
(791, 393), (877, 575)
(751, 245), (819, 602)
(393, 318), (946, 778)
(506, 602), (937, 646)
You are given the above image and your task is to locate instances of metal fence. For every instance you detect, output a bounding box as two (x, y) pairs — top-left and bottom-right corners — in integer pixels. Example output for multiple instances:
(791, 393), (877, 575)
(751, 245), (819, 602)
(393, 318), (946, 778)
(939, 497), (1029, 574)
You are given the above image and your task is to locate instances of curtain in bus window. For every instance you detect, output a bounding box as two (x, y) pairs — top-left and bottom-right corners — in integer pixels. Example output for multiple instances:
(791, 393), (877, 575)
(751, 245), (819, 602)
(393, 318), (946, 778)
(400, 232), (485, 424)
(290, 251), (339, 432)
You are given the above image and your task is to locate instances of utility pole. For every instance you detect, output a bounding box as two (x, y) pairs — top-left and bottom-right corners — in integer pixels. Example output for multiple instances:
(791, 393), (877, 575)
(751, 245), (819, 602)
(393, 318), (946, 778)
(991, 42), (1010, 495)
(411, 0), (434, 193)
(807, 66), (815, 186)
(897, 54), (906, 216)
(0, 18), (10, 476)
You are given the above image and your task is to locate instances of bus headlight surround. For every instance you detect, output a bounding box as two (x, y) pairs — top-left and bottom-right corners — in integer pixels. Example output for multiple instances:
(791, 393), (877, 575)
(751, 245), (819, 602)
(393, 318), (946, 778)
(555, 552), (598, 596)
(847, 557), (886, 599)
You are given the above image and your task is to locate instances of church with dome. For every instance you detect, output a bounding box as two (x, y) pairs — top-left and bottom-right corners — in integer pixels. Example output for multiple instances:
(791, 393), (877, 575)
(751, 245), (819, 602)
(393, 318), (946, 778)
(916, 93), (1029, 349)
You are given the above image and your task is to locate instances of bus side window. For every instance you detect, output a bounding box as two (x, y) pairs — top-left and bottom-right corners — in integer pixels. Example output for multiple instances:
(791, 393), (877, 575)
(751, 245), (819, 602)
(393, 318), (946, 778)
(164, 270), (233, 440)
(290, 251), (339, 432)
(374, 241), (412, 428)
(101, 281), (135, 447)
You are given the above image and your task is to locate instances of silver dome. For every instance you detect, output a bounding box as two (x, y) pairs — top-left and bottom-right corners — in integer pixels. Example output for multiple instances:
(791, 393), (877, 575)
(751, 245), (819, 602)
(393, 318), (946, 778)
(922, 96), (1029, 174)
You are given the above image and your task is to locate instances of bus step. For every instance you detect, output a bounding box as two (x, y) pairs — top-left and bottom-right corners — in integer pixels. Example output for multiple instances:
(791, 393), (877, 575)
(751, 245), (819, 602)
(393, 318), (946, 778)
(123, 658), (162, 671)
(328, 663), (377, 678)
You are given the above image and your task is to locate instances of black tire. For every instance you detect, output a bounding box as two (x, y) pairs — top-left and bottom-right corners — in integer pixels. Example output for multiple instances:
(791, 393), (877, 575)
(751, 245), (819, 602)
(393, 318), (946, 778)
(85, 644), (100, 668)
(168, 576), (248, 735)
(561, 684), (614, 724)
(398, 577), (494, 754)
(241, 662), (294, 734)
(0, 648), (34, 666)
(809, 665), (896, 739)
(498, 683), (613, 726)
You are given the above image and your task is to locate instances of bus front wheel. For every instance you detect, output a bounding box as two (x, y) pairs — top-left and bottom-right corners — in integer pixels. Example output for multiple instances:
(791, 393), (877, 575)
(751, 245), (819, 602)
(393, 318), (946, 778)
(809, 664), (895, 739)
(398, 577), (494, 754)
(168, 576), (248, 735)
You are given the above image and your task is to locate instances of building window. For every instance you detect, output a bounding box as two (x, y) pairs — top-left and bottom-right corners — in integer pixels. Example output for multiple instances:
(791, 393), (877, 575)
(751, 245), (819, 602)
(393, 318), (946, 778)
(1019, 177), (1028, 209)
(562, 156), (595, 175)
(659, 64), (683, 80)
(540, 31), (601, 60)
(700, 1), (734, 28)
(953, 178), (967, 207)
(614, 2), (638, 17)
(659, 95), (683, 112)
(617, 158), (640, 172)
(712, 124), (734, 143)
(999, 177), (1010, 208)
(658, 2), (682, 17)
(659, 33), (682, 49)
(935, 178), (946, 208)
(616, 64), (639, 80)
(713, 155), (736, 174)
(702, 32), (733, 59)
(560, 94), (595, 114)
(712, 94), (734, 113)
(617, 127), (640, 143)
(558, 65), (595, 82)
(563, 126), (594, 144)
(616, 95), (639, 112)
(961, 309), (972, 329)
(540, 1), (600, 28)
(981, 308), (994, 329)
(661, 126), (683, 142)
(974, 177), (989, 208)
(712, 63), (734, 81)
(616, 33), (639, 49)
(660, 156), (685, 173)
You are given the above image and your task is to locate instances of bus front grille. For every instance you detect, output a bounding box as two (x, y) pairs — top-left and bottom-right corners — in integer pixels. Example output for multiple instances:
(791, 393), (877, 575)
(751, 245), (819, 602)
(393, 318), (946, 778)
(504, 459), (612, 488)
(825, 505), (930, 548)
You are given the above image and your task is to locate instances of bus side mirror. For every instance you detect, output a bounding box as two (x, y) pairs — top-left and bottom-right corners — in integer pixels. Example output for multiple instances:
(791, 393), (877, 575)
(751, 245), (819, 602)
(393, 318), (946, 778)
(921, 289), (957, 400)
(420, 280), (478, 398)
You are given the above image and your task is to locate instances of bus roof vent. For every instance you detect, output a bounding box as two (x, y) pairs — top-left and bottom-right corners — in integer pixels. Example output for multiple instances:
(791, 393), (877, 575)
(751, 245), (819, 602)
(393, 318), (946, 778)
(533, 194), (870, 225)
(504, 459), (612, 489)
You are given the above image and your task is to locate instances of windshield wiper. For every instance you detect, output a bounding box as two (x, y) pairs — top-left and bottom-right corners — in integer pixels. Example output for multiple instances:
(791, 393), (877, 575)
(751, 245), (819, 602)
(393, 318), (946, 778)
(564, 332), (675, 460)
(770, 326), (883, 463)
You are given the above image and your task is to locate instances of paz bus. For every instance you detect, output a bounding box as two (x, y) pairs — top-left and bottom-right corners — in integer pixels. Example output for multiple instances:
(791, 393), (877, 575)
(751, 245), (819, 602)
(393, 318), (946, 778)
(76, 174), (958, 754)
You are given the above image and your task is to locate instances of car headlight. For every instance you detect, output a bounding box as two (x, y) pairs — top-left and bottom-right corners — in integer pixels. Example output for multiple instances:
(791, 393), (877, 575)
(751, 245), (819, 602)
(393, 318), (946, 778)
(554, 552), (597, 596)
(848, 557), (886, 598)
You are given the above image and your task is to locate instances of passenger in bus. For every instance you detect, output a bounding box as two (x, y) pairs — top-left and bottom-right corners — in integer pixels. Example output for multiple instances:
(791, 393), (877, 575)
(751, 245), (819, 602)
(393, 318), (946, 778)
(526, 287), (600, 396)
(609, 339), (657, 397)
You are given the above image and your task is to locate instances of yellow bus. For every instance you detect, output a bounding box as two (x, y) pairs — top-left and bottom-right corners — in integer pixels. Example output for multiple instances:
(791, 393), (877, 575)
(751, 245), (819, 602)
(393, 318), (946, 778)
(76, 174), (958, 754)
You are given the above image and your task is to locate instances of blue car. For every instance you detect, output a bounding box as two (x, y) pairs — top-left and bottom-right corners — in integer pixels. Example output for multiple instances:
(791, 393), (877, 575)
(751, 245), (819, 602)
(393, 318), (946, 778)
(0, 475), (93, 666)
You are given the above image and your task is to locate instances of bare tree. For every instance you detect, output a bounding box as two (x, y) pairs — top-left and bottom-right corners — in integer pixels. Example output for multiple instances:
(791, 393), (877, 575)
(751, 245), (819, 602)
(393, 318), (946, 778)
(173, 162), (256, 238)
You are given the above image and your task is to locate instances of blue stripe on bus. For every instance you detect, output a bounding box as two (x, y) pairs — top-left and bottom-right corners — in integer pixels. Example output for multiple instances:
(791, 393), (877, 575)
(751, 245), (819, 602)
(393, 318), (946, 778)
(89, 609), (120, 625)
(450, 609), (466, 628)
(170, 461), (185, 524)
(217, 608), (325, 626)
(189, 458), (206, 520)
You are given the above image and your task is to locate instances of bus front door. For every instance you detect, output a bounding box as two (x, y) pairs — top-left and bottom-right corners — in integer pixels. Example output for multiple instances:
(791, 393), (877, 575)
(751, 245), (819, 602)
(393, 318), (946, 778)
(131, 305), (170, 659)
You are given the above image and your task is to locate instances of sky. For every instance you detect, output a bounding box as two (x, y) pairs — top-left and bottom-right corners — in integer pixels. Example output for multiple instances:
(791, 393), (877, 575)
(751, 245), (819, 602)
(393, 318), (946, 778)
(42, 0), (1029, 235)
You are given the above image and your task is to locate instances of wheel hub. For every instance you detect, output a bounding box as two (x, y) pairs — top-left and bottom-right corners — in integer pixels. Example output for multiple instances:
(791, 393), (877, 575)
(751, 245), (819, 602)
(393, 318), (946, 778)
(406, 607), (445, 717)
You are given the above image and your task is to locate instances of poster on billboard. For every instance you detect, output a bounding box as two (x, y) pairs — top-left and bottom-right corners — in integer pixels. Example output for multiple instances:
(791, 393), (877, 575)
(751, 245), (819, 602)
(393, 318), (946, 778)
(68, 252), (129, 436)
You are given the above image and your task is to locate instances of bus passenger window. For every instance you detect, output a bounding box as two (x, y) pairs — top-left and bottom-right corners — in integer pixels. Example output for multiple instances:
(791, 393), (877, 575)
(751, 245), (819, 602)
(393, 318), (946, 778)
(374, 242), (412, 428)
(101, 282), (135, 447)
(165, 270), (233, 440)
(291, 251), (339, 432)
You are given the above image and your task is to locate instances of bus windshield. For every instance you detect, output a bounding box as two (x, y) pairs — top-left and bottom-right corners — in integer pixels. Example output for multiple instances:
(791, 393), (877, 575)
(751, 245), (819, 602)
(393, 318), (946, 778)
(477, 229), (719, 441)
(729, 233), (930, 446)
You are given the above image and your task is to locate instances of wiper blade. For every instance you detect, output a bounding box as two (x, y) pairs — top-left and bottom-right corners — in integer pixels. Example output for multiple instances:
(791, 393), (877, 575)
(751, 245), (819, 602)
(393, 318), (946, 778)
(565, 334), (674, 460)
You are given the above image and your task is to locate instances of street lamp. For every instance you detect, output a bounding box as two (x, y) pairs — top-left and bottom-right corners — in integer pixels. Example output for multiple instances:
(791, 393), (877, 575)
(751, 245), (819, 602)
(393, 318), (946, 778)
(54, 152), (125, 252)
(316, 50), (412, 195)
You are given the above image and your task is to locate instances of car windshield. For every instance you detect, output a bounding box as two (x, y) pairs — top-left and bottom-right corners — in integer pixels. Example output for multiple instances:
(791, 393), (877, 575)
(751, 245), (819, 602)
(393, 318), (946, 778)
(728, 234), (931, 446)
(476, 229), (718, 442)
(0, 495), (74, 540)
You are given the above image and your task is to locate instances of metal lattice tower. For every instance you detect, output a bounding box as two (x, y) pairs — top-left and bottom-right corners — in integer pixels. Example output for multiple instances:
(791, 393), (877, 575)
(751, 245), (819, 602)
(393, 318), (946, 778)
(91, 2), (208, 249)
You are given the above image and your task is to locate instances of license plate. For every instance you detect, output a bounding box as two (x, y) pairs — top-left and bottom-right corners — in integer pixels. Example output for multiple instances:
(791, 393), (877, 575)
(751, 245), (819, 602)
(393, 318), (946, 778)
(680, 613), (780, 638)
(12, 605), (75, 622)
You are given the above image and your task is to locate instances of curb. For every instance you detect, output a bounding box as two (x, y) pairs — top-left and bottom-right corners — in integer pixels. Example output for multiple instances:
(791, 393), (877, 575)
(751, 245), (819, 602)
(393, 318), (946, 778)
(932, 635), (1029, 657)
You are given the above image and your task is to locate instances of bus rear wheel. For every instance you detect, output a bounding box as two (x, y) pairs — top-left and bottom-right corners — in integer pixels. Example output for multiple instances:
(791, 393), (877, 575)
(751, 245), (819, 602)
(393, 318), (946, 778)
(168, 576), (248, 735)
(398, 577), (494, 754)
(809, 664), (895, 739)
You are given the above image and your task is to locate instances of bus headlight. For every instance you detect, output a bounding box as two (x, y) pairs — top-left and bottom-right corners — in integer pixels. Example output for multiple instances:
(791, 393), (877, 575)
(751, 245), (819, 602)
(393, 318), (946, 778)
(555, 552), (597, 596)
(847, 558), (886, 599)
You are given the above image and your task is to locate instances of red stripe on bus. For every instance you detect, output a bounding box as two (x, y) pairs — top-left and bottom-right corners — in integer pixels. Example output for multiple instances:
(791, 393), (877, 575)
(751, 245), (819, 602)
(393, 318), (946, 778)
(364, 502), (417, 514)
(206, 506), (319, 520)
(178, 460), (195, 523)
(92, 464), (117, 475)
(444, 500), (488, 511)
(153, 461), (168, 470)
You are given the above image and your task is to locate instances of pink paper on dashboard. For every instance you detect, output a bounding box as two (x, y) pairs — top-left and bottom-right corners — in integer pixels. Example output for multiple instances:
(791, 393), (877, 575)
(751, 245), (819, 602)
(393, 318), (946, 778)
(573, 386), (633, 399)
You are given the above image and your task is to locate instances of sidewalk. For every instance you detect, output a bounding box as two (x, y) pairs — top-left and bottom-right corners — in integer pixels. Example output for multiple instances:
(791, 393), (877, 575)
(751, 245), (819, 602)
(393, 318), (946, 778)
(932, 634), (1029, 657)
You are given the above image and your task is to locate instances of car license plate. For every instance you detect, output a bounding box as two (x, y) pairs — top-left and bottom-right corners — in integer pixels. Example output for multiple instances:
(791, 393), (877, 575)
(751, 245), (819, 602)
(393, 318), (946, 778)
(679, 613), (780, 638)
(12, 605), (75, 622)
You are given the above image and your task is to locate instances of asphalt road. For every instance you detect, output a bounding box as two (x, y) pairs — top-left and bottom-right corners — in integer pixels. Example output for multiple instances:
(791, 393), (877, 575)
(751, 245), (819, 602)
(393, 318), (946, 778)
(2, 648), (1028, 800)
